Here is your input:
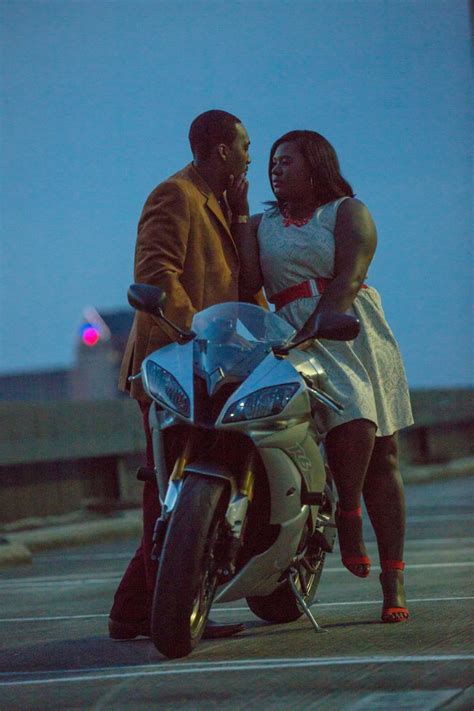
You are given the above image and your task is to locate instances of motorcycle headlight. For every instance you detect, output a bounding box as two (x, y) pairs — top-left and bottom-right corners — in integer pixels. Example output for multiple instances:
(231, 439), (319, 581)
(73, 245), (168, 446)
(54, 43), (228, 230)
(222, 383), (300, 424)
(145, 361), (190, 417)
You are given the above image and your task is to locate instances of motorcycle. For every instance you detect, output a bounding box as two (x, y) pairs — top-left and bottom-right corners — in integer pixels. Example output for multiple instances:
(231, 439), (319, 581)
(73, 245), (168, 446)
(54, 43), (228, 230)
(127, 283), (360, 659)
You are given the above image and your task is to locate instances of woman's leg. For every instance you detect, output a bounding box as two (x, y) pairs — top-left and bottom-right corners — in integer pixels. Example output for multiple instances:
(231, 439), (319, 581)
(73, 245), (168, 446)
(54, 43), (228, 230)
(325, 418), (377, 509)
(325, 419), (377, 576)
(362, 433), (405, 560)
(363, 433), (409, 622)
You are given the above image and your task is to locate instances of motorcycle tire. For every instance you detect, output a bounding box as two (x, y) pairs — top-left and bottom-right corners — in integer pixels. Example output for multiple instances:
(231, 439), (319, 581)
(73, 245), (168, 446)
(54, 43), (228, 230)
(150, 474), (227, 659)
(246, 548), (325, 623)
(246, 476), (334, 624)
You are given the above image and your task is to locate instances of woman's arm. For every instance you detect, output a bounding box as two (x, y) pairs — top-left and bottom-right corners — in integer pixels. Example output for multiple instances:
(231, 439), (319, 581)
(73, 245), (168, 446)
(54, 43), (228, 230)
(296, 198), (376, 341)
(316, 198), (377, 315)
(234, 212), (264, 296)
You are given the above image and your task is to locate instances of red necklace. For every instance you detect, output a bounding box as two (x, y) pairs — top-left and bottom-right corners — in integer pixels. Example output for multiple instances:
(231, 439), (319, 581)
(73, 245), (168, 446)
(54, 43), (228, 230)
(281, 203), (315, 228)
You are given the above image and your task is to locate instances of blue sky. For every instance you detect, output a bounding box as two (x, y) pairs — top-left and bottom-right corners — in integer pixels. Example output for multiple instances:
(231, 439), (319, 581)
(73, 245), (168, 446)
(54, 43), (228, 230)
(1, 0), (472, 387)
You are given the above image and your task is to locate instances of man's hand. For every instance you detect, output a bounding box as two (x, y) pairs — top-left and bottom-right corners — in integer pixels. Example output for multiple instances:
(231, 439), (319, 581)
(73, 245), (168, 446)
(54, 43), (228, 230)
(226, 172), (249, 217)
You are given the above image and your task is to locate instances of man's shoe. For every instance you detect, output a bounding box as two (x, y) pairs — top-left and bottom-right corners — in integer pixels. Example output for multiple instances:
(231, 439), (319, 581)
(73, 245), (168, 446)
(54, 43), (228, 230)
(202, 619), (245, 639)
(108, 617), (244, 640)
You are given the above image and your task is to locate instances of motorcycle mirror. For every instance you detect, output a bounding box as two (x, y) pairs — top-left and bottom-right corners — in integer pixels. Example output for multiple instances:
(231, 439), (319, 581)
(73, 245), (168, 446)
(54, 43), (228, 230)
(127, 283), (195, 344)
(127, 283), (167, 315)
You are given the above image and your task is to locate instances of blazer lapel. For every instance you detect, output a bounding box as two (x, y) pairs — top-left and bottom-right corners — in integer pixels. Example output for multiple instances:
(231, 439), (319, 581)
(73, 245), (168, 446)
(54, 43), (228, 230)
(206, 193), (232, 237)
(183, 163), (238, 258)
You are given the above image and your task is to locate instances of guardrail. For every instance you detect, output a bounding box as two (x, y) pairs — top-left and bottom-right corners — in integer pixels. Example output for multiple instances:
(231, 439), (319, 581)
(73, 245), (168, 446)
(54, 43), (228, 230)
(0, 389), (472, 524)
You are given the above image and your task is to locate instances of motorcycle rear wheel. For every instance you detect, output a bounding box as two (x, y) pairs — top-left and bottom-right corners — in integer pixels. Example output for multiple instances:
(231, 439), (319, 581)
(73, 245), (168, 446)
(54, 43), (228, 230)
(150, 474), (227, 659)
(246, 547), (325, 623)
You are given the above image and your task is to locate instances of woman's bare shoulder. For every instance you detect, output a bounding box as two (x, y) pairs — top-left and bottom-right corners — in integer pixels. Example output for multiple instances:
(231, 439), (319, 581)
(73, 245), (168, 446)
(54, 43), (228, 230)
(335, 197), (377, 249)
(337, 197), (373, 221)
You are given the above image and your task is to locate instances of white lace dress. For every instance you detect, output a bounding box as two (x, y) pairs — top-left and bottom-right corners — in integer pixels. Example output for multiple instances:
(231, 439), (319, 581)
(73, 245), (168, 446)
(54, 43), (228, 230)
(257, 198), (414, 436)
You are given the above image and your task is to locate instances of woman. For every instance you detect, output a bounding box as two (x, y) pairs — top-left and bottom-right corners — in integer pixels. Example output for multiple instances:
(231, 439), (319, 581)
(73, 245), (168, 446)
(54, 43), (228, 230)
(237, 130), (414, 623)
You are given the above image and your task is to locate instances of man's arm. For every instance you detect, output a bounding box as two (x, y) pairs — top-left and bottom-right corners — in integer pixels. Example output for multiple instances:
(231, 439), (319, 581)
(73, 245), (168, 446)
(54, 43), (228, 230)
(233, 213), (264, 297)
(134, 181), (197, 331)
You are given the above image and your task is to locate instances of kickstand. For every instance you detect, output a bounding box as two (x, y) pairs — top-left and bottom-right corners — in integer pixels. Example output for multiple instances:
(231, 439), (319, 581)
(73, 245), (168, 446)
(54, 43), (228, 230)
(288, 567), (326, 634)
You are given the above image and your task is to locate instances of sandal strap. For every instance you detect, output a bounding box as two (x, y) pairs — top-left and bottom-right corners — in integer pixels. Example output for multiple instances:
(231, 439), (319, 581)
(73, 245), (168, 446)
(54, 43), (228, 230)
(337, 505), (362, 519)
(381, 560), (405, 572)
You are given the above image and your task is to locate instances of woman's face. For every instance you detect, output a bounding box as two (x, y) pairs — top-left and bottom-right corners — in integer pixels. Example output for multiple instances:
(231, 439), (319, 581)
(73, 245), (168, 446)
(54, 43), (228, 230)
(270, 141), (313, 203)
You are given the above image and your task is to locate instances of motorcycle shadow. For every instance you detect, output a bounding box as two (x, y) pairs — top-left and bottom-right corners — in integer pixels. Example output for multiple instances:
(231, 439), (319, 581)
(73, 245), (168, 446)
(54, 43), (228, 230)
(242, 617), (380, 637)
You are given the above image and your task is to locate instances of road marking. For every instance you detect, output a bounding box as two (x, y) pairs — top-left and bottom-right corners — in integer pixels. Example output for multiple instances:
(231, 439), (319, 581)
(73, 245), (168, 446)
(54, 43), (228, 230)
(0, 596), (471, 622)
(32, 535), (474, 562)
(349, 689), (462, 711)
(408, 513), (473, 522)
(0, 613), (108, 622)
(1, 561), (472, 593)
(0, 573), (121, 590)
(216, 596), (474, 613)
(0, 561), (473, 593)
(0, 561), (472, 591)
(36, 553), (133, 561)
(0, 655), (473, 687)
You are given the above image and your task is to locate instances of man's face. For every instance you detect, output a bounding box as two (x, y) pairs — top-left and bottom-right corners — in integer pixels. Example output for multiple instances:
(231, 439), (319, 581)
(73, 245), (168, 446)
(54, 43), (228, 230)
(227, 123), (251, 179)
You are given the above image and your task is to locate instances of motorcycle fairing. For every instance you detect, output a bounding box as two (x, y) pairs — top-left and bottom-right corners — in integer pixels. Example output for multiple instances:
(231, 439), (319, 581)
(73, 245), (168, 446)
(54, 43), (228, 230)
(215, 352), (308, 429)
(142, 340), (194, 420)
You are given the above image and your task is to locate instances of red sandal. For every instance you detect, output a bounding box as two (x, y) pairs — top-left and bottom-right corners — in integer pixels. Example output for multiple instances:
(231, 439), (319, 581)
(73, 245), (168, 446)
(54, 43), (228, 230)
(380, 560), (409, 623)
(335, 505), (371, 578)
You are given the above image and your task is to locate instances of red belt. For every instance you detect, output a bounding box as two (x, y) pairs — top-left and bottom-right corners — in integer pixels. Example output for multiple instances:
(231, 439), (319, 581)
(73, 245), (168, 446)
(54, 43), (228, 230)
(269, 278), (367, 311)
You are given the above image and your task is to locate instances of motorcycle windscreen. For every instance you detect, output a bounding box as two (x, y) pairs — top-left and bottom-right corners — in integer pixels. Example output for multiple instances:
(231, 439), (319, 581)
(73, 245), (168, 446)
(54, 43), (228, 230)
(192, 302), (296, 396)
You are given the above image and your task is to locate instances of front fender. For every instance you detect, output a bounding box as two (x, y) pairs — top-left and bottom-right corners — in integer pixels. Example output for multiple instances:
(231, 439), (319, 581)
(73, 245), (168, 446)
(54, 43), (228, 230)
(183, 462), (236, 497)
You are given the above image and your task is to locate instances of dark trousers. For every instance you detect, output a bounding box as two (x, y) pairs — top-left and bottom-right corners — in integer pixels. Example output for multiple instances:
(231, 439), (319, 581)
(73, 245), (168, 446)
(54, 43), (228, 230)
(109, 401), (161, 622)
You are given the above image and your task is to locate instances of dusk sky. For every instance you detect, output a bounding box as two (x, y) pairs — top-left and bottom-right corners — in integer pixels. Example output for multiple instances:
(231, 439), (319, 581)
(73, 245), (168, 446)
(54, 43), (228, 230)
(1, 0), (472, 387)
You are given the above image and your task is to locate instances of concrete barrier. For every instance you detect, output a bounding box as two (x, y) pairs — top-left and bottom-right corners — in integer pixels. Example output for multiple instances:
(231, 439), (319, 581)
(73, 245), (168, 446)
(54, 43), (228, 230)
(0, 389), (472, 525)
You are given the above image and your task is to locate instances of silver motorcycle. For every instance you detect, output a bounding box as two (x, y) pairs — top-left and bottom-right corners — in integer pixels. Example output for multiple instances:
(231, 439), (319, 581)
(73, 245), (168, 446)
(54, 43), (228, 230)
(128, 283), (359, 659)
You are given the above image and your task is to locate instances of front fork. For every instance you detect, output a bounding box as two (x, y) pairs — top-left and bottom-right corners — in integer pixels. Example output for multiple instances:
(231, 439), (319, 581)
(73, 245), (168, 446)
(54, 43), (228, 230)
(149, 411), (256, 567)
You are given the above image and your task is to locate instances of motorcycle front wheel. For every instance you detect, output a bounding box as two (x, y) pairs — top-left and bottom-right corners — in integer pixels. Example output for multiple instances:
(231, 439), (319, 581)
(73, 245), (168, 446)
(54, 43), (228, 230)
(150, 474), (227, 659)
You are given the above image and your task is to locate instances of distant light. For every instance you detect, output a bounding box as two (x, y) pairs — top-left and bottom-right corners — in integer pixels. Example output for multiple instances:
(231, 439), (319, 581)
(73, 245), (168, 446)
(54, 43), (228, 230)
(81, 325), (100, 347)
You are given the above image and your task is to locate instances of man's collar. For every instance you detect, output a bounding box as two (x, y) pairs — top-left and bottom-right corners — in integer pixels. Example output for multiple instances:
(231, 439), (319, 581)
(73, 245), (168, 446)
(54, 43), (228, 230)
(184, 162), (216, 198)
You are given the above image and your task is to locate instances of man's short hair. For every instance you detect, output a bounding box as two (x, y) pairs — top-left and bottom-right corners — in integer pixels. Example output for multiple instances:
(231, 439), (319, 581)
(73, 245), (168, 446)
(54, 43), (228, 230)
(189, 110), (242, 159)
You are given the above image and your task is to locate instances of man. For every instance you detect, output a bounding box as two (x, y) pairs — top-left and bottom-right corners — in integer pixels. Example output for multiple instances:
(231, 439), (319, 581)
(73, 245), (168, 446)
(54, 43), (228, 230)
(109, 110), (252, 641)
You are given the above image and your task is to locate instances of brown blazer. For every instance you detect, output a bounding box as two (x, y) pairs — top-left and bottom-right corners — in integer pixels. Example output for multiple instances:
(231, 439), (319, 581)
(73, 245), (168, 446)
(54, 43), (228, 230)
(119, 163), (243, 401)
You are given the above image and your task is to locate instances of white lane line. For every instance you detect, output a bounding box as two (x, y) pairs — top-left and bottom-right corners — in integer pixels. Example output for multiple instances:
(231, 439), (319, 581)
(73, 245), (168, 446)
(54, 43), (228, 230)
(1, 562), (473, 594)
(0, 572), (120, 585)
(0, 576), (121, 590)
(0, 613), (108, 622)
(408, 513), (473, 522)
(0, 655), (473, 687)
(0, 596), (472, 623)
(349, 689), (462, 711)
(216, 596), (474, 613)
(37, 553), (133, 561)
(0, 561), (472, 592)
(33, 536), (474, 562)
(404, 536), (474, 545)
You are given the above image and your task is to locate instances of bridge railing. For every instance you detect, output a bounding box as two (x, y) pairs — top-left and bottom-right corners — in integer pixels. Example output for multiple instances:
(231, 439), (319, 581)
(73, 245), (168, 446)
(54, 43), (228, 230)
(0, 389), (472, 525)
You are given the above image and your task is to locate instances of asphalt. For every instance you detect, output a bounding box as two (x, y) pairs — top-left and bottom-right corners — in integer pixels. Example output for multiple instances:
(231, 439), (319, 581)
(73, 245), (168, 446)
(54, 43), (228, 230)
(1, 456), (473, 569)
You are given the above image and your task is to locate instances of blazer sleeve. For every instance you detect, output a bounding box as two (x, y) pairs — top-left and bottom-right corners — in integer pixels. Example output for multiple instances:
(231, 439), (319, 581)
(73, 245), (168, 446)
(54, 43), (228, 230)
(134, 181), (197, 334)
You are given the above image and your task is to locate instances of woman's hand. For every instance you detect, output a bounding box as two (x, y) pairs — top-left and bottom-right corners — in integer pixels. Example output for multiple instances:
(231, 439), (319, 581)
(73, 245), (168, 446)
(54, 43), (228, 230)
(226, 172), (249, 217)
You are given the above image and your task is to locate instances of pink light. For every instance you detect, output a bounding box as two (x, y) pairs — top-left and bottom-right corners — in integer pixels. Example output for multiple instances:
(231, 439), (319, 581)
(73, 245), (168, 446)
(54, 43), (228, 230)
(82, 326), (100, 347)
